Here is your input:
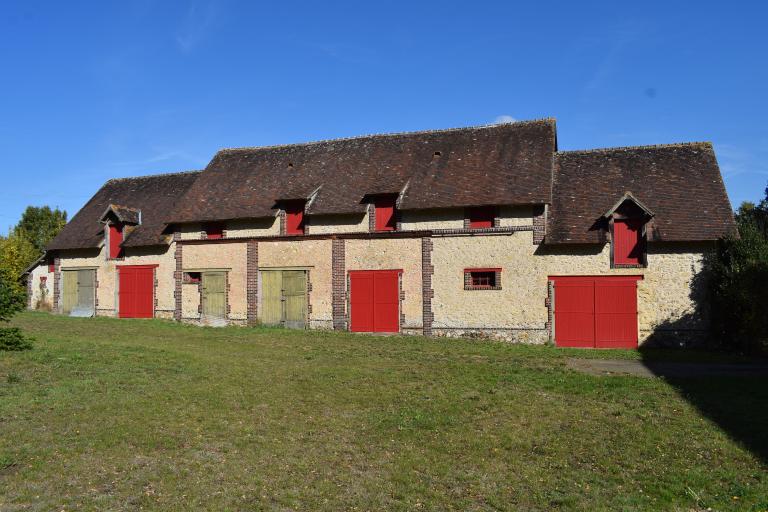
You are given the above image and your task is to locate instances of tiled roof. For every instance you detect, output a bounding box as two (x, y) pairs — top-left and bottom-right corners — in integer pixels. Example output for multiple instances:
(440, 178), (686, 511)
(547, 143), (737, 244)
(46, 171), (201, 251)
(169, 120), (557, 222)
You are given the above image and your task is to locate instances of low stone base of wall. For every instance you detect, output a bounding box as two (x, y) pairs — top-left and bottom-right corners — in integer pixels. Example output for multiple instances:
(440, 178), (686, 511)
(432, 327), (549, 344)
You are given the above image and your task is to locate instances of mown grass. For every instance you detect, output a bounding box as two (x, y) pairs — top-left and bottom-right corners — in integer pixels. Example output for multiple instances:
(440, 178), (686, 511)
(0, 312), (766, 511)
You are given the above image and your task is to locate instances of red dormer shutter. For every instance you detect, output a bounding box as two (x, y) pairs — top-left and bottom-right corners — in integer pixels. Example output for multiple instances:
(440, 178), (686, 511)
(109, 223), (124, 259)
(204, 222), (225, 240)
(613, 219), (644, 265)
(375, 197), (397, 231)
(466, 206), (495, 229)
(285, 201), (305, 235)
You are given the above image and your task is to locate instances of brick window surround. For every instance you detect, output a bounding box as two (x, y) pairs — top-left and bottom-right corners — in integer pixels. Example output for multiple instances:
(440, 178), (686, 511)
(464, 268), (502, 290)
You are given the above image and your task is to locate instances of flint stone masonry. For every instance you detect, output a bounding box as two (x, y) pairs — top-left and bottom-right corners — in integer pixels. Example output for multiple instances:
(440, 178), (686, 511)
(431, 231), (710, 344)
(345, 237), (423, 330)
(259, 239), (333, 328)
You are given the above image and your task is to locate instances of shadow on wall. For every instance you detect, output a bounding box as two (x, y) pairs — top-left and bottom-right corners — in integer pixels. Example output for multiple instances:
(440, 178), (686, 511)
(640, 258), (768, 465)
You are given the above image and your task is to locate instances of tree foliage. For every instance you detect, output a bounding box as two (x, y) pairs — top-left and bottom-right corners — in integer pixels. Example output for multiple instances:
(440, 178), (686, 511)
(0, 271), (31, 350)
(707, 184), (768, 352)
(14, 206), (67, 254)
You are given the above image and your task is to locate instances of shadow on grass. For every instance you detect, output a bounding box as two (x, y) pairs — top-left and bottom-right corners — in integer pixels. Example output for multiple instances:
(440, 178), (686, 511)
(637, 259), (768, 464)
(641, 347), (768, 465)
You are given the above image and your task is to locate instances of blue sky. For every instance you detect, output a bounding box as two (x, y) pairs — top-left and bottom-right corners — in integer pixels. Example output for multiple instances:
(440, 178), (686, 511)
(1, 1), (766, 234)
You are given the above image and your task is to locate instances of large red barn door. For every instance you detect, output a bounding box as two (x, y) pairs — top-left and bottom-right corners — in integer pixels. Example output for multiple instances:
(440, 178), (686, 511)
(118, 265), (156, 318)
(551, 276), (641, 348)
(349, 270), (400, 333)
(552, 278), (595, 347)
(594, 279), (639, 348)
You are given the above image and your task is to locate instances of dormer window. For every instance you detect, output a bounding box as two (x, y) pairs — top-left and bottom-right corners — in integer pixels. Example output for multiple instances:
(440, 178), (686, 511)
(284, 201), (306, 235)
(466, 206), (496, 229)
(604, 193), (652, 268)
(374, 196), (397, 231)
(204, 222), (225, 240)
(109, 223), (124, 259)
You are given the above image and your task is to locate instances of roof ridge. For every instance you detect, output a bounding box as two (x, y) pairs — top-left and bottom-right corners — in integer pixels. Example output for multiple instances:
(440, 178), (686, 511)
(216, 118), (557, 154)
(557, 141), (713, 155)
(106, 169), (203, 183)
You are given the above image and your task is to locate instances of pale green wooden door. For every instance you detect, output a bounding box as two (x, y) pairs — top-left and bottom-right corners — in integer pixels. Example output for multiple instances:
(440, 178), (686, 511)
(259, 270), (307, 328)
(77, 270), (95, 313)
(202, 272), (226, 319)
(260, 271), (283, 326)
(62, 271), (78, 314)
(283, 270), (307, 329)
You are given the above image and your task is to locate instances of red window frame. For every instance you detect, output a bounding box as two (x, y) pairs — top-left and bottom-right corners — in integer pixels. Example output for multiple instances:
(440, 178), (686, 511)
(466, 206), (496, 229)
(284, 200), (306, 235)
(109, 223), (124, 259)
(613, 219), (645, 266)
(464, 267), (501, 290)
(374, 196), (397, 231)
(204, 222), (225, 240)
(48, 262), (55, 273)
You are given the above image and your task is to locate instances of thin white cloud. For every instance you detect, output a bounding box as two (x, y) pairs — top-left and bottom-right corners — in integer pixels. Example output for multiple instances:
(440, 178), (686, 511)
(716, 144), (768, 178)
(176, 2), (219, 53)
(494, 115), (517, 124)
(107, 150), (208, 169)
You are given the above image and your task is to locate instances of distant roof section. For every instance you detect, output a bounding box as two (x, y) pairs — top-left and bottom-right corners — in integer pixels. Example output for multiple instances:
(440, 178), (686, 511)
(169, 119), (557, 223)
(547, 143), (736, 244)
(46, 171), (201, 251)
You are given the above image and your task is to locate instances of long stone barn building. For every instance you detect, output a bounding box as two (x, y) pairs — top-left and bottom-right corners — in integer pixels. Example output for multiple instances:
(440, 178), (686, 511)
(25, 119), (736, 348)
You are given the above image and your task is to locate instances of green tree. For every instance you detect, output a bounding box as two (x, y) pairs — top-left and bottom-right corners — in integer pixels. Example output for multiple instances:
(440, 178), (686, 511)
(0, 231), (38, 294)
(13, 206), (67, 254)
(707, 186), (768, 352)
(0, 270), (32, 350)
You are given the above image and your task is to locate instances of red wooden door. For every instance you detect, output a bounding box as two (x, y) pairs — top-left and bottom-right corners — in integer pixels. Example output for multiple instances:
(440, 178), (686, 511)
(551, 276), (641, 348)
(594, 279), (639, 348)
(118, 265), (155, 318)
(350, 270), (400, 332)
(552, 278), (595, 347)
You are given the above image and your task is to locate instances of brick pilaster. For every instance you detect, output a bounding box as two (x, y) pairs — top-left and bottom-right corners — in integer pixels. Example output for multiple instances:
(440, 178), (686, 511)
(26, 273), (33, 309)
(533, 205), (546, 244)
(247, 240), (259, 325)
(173, 233), (182, 321)
(421, 237), (434, 336)
(331, 239), (346, 330)
(279, 210), (286, 235)
(52, 256), (61, 313)
(367, 204), (375, 232)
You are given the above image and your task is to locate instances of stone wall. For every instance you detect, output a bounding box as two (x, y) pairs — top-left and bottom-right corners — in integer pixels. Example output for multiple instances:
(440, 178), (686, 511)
(345, 238), (423, 330)
(182, 242), (248, 322)
(308, 213), (368, 234)
(27, 263), (54, 311)
(57, 244), (175, 318)
(258, 239), (333, 328)
(41, 209), (712, 347)
(431, 230), (710, 344)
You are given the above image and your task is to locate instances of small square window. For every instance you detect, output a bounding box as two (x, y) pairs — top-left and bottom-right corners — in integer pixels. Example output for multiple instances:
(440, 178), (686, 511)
(464, 268), (501, 290)
(184, 272), (202, 284)
(204, 222), (225, 240)
(466, 206), (496, 229)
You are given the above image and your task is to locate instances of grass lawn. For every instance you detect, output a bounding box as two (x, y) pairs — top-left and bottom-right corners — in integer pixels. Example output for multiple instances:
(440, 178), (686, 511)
(1, 312), (766, 511)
